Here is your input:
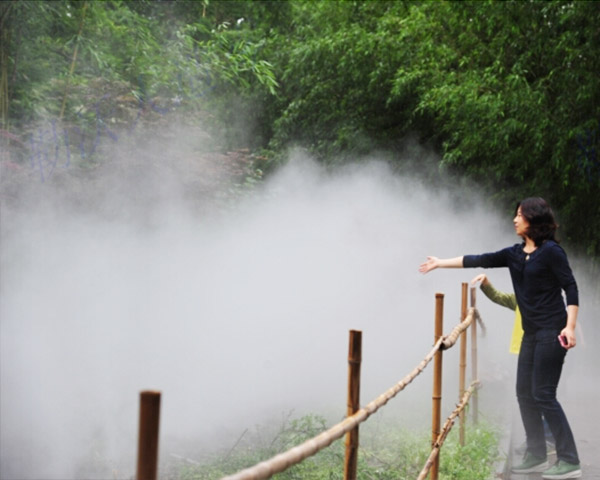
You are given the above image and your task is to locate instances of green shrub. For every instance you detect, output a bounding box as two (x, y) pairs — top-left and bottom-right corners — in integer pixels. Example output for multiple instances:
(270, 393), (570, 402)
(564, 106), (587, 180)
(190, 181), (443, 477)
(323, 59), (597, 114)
(176, 413), (500, 480)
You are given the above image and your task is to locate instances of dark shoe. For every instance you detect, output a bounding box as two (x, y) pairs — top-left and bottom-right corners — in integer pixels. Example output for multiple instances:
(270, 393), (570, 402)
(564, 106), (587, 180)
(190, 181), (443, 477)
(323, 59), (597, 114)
(512, 452), (549, 474)
(542, 461), (582, 479)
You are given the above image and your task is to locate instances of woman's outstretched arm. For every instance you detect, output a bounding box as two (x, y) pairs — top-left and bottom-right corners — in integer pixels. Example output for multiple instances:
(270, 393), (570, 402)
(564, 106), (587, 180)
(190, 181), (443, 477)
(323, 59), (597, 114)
(419, 256), (464, 273)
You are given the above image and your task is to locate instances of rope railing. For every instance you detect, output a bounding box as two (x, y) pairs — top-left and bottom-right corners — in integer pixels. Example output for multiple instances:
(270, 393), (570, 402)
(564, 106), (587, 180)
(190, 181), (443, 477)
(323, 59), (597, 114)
(417, 380), (480, 480)
(441, 307), (475, 350)
(219, 335), (446, 480)
(135, 286), (484, 480)
(219, 307), (479, 480)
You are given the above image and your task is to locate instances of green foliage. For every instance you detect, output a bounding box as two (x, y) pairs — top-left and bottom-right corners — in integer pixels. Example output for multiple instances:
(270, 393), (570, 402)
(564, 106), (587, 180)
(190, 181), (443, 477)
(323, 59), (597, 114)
(269, 1), (414, 157)
(438, 425), (500, 480)
(177, 413), (345, 480)
(386, 1), (600, 257)
(4, 0), (278, 139)
(4, 0), (599, 259)
(265, 0), (600, 259)
(175, 413), (500, 480)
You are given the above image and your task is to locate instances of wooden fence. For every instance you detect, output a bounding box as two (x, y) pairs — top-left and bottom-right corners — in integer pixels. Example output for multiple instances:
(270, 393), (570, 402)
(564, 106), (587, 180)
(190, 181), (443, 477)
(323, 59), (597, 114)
(136, 283), (483, 480)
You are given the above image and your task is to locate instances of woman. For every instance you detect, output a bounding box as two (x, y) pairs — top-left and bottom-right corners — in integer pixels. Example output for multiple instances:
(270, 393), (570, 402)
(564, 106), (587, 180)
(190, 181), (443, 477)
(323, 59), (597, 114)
(419, 197), (581, 480)
(471, 273), (556, 455)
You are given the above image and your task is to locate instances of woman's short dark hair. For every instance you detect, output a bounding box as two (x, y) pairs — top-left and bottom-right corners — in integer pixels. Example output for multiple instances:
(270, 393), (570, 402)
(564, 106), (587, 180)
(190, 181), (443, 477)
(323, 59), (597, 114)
(516, 197), (558, 246)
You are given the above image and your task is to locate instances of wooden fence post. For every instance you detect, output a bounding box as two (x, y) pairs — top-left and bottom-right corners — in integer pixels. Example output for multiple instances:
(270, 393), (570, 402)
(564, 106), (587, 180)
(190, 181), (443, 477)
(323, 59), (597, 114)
(136, 390), (161, 480)
(459, 282), (468, 446)
(470, 287), (479, 424)
(344, 330), (362, 480)
(431, 293), (444, 480)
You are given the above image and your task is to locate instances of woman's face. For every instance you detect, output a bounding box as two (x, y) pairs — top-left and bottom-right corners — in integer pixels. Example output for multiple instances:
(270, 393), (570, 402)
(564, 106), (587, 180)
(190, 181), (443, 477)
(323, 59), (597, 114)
(513, 206), (530, 238)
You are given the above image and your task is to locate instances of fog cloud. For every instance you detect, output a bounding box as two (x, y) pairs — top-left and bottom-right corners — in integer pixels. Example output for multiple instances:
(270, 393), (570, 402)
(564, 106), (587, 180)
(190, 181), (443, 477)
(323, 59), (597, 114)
(1, 136), (596, 479)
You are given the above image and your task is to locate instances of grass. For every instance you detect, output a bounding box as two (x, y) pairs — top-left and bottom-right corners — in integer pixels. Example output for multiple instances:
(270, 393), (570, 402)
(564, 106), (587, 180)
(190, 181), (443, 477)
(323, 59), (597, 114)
(174, 411), (501, 480)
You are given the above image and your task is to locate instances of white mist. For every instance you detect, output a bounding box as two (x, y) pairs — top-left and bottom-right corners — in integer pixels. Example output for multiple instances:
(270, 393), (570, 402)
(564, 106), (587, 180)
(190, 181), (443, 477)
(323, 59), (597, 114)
(1, 142), (596, 479)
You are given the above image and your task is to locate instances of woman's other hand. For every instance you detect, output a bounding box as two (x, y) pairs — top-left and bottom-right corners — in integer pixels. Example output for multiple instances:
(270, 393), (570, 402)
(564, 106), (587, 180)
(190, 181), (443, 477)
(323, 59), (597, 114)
(560, 327), (577, 349)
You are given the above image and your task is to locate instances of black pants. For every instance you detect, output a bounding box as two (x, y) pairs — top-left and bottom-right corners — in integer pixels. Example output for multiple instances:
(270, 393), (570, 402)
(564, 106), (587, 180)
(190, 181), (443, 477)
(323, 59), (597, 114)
(517, 329), (579, 464)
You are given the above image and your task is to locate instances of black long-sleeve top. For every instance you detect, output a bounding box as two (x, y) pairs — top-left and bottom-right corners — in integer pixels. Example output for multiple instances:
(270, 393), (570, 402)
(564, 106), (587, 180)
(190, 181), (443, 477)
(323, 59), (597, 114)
(463, 241), (578, 334)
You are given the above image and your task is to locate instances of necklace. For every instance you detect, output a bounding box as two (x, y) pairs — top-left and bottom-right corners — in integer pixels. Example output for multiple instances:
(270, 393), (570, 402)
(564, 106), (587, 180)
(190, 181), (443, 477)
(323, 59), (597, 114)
(524, 245), (536, 261)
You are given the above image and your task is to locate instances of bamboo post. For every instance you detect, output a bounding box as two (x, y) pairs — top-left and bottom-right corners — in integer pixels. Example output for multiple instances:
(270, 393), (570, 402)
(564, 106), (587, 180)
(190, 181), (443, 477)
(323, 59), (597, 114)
(431, 293), (444, 480)
(344, 330), (362, 480)
(470, 287), (479, 424)
(136, 390), (161, 480)
(458, 282), (468, 446)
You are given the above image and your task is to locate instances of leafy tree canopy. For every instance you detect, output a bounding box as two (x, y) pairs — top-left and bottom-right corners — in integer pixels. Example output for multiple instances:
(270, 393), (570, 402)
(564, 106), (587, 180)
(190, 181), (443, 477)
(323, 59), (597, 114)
(2, 0), (599, 260)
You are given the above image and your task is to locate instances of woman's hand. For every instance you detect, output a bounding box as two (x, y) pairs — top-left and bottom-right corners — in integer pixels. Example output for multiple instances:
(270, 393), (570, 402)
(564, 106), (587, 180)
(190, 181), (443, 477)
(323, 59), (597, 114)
(561, 305), (579, 349)
(419, 256), (464, 273)
(470, 273), (489, 287)
(419, 256), (440, 274)
(560, 326), (577, 349)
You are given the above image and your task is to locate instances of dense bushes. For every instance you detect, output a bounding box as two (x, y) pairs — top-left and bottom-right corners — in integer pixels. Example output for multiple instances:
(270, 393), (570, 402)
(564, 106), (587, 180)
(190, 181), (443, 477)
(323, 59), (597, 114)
(175, 413), (500, 480)
(2, 0), (599, 259)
